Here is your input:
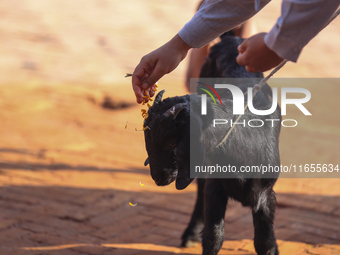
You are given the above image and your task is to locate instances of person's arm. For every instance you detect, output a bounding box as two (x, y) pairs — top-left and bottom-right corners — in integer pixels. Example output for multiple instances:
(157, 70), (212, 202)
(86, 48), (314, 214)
(236, 33), (284, 73)
(237, 0), (340, 72)
(179, 0), (271, 48)
(265, 0), (340, 62)
(132, 34), (191, 103)
(132, 0), (270, 103)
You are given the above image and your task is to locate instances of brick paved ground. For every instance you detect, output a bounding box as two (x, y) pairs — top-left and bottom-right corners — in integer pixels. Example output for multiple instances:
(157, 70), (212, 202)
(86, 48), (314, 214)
(0, 1), (339, 254)
(0, 84), (339, 255)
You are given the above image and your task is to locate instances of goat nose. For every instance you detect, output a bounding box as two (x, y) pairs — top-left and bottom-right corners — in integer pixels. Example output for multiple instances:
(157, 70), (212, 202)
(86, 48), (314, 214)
(144, 158), (149, 166)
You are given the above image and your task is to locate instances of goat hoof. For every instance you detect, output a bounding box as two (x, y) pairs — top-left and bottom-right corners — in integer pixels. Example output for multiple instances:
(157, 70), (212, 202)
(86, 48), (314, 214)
(181, 239), (200, 248)
(181, 224), (203, 248)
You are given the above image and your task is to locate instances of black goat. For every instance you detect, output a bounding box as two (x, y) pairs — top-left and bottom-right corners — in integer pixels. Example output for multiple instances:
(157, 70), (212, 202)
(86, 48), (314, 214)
(143, 36), (281, 255)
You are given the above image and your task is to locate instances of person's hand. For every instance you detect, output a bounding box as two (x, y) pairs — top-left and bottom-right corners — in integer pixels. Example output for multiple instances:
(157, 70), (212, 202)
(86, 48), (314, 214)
(236, 33), (284, 73)
(132, 34), (191, 103)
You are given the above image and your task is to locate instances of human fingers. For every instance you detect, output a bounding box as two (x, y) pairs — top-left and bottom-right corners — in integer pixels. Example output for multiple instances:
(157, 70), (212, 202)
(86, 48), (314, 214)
(132, 75), (144, 103)
(236, 50), (247, 67)
(149, 85), (156, 97)
(245, 65), (258, 73)
(141, 62), (168, 91)
(237, 39), (247, 54)
(236, 39), (249, 66)
(132, 58), (155, 103)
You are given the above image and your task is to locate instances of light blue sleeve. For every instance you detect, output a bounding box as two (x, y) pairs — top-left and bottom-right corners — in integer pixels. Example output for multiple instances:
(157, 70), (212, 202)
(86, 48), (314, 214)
(264, 0), (340, 62)
(178, 0), (271, 48)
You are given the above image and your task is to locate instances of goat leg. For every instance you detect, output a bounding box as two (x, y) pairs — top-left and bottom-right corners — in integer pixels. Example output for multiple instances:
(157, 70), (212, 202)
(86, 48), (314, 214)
(252, 189), (278, 255)
(202, 180), (228, 255)
(181, 178), (205, 247)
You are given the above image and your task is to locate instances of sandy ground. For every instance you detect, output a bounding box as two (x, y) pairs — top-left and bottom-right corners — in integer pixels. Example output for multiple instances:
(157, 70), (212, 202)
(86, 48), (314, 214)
(0, 1), (340, 254)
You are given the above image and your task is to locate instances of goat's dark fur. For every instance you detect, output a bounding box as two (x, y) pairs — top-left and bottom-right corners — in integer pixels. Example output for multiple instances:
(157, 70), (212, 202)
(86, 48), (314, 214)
(143, 36), (281, 255)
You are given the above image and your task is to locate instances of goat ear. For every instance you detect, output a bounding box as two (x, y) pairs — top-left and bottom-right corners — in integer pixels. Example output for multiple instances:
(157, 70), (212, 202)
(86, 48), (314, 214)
(175, 133), (192, 190)
(175, 114), (205, 190)
(163, 103), (187, 119)
(144, 158), (149, 166)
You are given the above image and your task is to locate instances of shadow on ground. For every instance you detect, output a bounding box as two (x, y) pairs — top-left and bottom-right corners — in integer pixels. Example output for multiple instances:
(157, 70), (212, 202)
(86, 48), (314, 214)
(0, 147), (339, 254)
(0, 183), (339, 254)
